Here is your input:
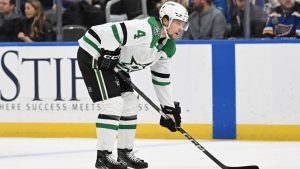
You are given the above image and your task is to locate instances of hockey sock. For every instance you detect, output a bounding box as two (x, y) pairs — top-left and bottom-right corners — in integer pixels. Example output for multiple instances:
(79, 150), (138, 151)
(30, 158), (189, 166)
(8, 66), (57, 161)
(96, 96), (123, 152)
(117, 92), (138, 149)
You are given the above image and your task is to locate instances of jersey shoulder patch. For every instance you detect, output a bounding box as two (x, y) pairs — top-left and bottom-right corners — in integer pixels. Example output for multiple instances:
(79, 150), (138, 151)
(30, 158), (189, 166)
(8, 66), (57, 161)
(147, 17), (161, 48)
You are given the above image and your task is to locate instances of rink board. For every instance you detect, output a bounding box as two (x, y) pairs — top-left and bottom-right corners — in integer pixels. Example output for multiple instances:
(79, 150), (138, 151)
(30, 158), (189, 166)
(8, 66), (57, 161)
(1, 41), (300, 140)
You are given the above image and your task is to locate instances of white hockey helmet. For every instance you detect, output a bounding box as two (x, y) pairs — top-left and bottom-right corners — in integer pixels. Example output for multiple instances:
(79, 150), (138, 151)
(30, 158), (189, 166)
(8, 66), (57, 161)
(159, 1), (189, 30)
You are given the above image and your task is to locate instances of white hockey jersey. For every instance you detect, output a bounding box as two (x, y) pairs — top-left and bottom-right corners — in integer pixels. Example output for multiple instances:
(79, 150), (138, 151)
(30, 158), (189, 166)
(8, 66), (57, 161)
(78, 17), (176, 108)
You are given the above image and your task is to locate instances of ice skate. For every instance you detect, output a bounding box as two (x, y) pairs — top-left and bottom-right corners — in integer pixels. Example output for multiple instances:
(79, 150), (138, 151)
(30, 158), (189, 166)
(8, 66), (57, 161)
(117, 149), (148, 169)
(95, 150), (127, 169)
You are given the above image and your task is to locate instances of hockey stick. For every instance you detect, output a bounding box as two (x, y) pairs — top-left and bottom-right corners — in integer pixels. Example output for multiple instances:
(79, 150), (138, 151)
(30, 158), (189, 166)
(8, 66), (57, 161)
(114, 68), (259, 169)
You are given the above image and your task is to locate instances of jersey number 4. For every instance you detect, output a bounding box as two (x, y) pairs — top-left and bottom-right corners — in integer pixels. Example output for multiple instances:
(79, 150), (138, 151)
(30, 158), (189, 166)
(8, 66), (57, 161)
(134, 30), (146, 39)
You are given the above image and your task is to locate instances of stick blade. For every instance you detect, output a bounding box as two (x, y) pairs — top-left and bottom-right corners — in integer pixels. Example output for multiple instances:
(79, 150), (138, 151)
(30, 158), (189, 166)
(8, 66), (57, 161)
(227, 165), (259, 169)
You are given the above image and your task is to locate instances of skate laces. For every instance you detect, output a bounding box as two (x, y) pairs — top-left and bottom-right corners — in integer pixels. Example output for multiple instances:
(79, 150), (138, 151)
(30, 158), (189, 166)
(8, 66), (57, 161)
(126, 150), (144, 163)
(106, 153), (120, 165)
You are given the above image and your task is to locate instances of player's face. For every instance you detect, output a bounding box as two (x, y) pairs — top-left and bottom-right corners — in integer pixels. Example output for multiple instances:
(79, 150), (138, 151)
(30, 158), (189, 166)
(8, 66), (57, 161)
(167, 19), (187, 39)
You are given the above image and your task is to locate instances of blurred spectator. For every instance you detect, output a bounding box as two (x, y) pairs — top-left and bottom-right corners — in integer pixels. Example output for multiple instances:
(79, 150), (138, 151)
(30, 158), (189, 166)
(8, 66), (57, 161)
(147, 0), (161, 17)
(44, 2), (59, 29)
(110, 0), (142, 20)
(62, 0), (106, 29)
(262, 0), (300, 38)
(182, 0), (226, 39)
(0, 0), (22, 41)
(44, 0), (76, 28)
(226, 0), (267, 38)
(264, 0), (280, 14)
(19, 0), (75, 12)
(18, 0), (55, 42)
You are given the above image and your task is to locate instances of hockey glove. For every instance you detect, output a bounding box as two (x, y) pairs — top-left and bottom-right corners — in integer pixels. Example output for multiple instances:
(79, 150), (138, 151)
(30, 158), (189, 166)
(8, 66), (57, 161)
(160, 102), (181, 132)
(97, 48), (121, 71)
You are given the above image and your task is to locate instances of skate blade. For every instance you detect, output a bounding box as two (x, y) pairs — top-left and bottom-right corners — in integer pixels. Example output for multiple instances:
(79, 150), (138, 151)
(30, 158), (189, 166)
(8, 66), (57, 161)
(127, 166), (147, 169)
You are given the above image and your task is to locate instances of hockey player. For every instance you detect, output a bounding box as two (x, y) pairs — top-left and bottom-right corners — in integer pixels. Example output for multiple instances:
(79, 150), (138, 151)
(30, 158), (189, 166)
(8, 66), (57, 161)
(77, 1), (189, 169)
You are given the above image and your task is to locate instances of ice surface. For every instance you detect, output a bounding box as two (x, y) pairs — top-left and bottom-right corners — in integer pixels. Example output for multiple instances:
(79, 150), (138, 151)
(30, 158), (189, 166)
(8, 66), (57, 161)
(0, 138), (299, 169)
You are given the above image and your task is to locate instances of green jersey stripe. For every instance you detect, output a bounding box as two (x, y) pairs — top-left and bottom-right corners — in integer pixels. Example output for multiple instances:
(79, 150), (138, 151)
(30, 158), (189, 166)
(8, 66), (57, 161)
(92, 58), (98, 69)
(94, 69), (105, 99)
(96, 70), (108, 100)
(88, 29), (101, 43)
(91, 59), (106, 99)
(96, 123), (119, 130)
(152, 76), (170, 83)
(119, 124), (137, 129)
(152, 79), (170, 86)
(83, 36), (101, 54)
(111, 24), (122, 45)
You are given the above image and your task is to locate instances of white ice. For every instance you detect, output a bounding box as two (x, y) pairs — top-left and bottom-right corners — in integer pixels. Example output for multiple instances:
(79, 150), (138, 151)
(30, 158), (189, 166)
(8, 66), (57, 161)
(0, 138), (299, 169)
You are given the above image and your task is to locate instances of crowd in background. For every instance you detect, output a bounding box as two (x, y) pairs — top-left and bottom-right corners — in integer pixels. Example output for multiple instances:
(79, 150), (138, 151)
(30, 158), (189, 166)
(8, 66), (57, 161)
(0, 0), (300, 42)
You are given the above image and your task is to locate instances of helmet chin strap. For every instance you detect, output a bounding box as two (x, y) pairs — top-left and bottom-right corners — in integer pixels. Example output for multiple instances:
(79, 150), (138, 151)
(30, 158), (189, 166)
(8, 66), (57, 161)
(163, 26), (170, 39)
(162, 19), (173, 39)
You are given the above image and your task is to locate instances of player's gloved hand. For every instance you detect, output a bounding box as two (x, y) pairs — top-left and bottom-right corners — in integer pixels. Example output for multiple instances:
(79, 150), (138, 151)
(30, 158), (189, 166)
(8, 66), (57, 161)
(160, 102), (181, 132)
(97, 48), (121, 70)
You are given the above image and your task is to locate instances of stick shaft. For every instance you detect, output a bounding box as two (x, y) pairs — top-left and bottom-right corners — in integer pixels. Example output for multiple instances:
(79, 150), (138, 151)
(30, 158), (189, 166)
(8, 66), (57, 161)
(115, 69), (227, 169)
